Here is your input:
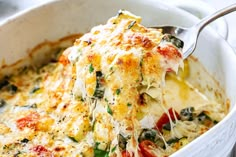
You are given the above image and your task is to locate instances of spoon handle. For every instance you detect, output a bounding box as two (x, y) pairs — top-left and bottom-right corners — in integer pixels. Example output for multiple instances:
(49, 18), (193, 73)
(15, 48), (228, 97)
(196, 4), (236, 33)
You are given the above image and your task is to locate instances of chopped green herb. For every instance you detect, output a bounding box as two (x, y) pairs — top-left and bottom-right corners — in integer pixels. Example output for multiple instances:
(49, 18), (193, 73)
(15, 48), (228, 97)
(30, 103), (37, 108)
(118, 134), (129, 150)
(197, 111), (215, 127)
(76, 96), (84, 102)
(107, 105), (113, 115)
(22, 103), (37, 109)
(128, 21), (136, 29)
(30, 86), (40, 94)
(116, 89), (121, 95)
(127, 103), (132, 107)
(20, 138), (29, 143)
(166, 137), (180, 145)
(93, 71), (105, 99)
(105, 67), (115, 79)
(139, 59), (143, 66)
(94, 148), (109, 157)
(197, 111), (211, 122)
(95, 142), (100, 149)
(111, 145), (117, 153)
(109, 67), (113, 71)
(89, 64), (94, 73)
(167, 137), (187, 146)
(162, 122), (171, 131)
(180, 107), (195, 121)
(68, 136), (78, 143)
(3, 145), (8, 150)
(94, 89), (104, 99)
(138, 129), (157, 143)
(14, 150), (23, 157)
(92, 120), (96, 131)
(94, 142), (109, 156)
(96, 71), (103, 77)
(213, 120), (218, 124)
(139, 57), (144, 82)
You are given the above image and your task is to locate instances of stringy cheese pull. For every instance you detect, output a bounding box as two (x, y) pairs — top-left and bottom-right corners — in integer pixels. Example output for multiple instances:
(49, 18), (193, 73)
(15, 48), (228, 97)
(67, 10), (184, 156)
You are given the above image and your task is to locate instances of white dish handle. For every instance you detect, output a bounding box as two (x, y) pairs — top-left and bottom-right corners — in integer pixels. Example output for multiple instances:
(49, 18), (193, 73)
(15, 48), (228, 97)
(161, 0), (229, 40)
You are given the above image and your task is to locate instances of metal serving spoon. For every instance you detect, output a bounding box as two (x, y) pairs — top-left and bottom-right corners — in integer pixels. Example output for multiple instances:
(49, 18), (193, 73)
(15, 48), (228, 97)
(152, 4), (236, 59)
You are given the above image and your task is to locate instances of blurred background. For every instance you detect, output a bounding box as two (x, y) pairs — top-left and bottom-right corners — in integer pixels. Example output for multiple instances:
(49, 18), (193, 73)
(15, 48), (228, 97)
(0, 0), (235, 156)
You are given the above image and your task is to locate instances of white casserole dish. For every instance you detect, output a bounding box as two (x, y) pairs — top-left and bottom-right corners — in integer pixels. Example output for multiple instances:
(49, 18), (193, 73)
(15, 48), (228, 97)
(0, 0), (235, 156)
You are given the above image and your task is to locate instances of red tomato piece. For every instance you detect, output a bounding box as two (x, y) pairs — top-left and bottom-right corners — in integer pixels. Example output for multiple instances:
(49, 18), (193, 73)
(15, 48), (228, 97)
(31, 145), (53, 157)
(16, 112), (40, 130)
(166, 68), (173, 72)
(157, 45), (182, 59)
(121, 150), (133, 157)
(58, 54), (70, 66)
(156, 108), (180, 131)
(139, 140), (157, 157)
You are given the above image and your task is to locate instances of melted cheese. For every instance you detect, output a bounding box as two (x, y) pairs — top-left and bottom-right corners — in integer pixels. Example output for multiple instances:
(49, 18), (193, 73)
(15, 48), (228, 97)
(0, 11), (227, 157)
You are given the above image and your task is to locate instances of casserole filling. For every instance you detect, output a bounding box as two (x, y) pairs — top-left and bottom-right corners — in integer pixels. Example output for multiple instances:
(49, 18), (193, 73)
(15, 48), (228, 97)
(0, 11), (228, 157)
